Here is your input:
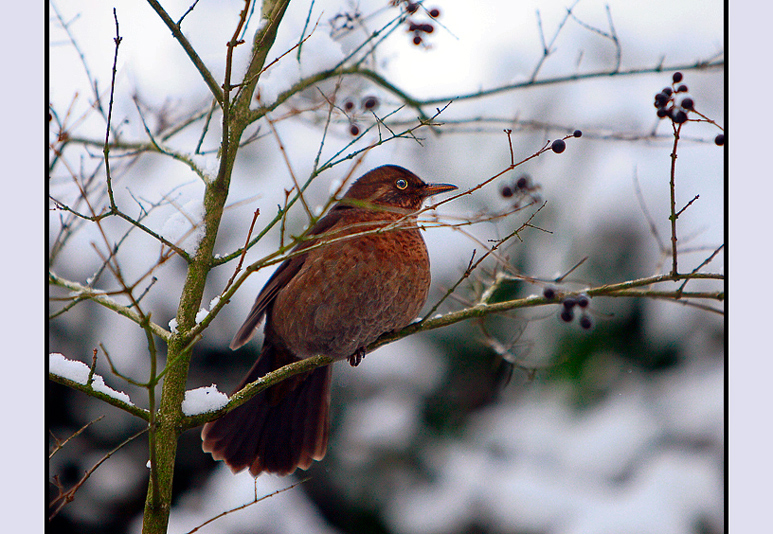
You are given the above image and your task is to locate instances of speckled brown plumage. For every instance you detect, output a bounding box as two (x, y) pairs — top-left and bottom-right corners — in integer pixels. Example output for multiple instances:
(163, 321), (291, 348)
(201, 165), (456, 476)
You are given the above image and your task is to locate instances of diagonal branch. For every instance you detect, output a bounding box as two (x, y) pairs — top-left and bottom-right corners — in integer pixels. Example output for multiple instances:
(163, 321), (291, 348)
(182, 270), (723, 430)
(49, 271), (171, 342)
(144, 0), (224, 106)
(47, 372), (150, 421)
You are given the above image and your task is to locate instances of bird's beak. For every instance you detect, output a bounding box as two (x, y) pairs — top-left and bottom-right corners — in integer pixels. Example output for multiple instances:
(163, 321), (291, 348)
(421, 182), (457, 198)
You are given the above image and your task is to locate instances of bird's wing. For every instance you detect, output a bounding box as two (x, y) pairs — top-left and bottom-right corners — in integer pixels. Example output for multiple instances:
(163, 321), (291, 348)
(229, 205), (354, 350)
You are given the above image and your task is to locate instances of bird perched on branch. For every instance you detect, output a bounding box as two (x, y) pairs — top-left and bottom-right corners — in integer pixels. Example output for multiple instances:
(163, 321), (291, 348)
(202, 165), (456, 476)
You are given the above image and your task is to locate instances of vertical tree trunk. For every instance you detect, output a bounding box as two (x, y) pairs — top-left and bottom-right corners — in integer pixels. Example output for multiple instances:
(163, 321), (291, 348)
(140, 2), (291, 532)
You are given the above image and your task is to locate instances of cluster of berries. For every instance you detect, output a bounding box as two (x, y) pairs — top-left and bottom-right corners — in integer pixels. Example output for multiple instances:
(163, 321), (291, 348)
(543, 287), (593, 330)
(654, 72), (694, 125)
(500, 174), (541, 208)
(393, 1), (441, 46)
(654, 73), (724, 145)
(342, 95), (380, 136)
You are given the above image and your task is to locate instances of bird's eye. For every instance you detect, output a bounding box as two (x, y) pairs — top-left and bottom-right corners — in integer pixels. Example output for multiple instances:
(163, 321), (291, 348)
(395, 179), (408, 190)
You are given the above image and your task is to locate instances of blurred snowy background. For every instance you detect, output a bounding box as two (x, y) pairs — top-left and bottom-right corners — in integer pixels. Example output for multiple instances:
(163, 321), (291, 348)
(48, 1), (724, 533)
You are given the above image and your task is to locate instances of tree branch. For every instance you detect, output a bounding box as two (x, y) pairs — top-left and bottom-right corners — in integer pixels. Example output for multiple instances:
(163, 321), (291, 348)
(48, 373), (150, 421)
(183, 270), (723, 429)
(49, 271), (171, 342)
(144, 0), (224, 106)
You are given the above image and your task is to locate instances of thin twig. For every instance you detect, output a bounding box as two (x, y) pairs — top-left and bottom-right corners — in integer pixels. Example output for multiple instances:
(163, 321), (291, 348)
(224, 208), (261, 294)
(49, 426), (148, 519)
(49, 416), (105, 459)
(668, 121), (683, 276)
(676, 244), (724, 294)
(144, 0), (223, 105)
(186, 479), (308, 533)
(675, 194), (700, 218)
(264, 112), (314, 219)
(530, 1), (580, 82)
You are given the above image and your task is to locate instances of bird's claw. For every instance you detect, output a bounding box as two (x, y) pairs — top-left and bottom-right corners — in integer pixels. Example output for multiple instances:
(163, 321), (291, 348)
(348, 348), (366, 367)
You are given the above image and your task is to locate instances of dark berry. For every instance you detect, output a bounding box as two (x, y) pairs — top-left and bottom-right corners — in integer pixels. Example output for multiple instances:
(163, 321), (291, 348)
(673, 110), (688, 124)
(349, 123), (360, 136)
(573, 129), (582, 138)
(677, 84), (689, 93)
(421, 23), (434, 33)
(560, 309), (574, 323)
(362, 96), (379, 110)
(516, 175), (529, 189)
(562, 297), (577, 310)
(654, 93), (670, 107)
(429, 8), (441, 18)
(412, 34), (422, 45)
(501, 185), (513, 198)
(715, 133), (725, 146)
(579, 314), (593, 330)
(343, 100), (354, 111)
(680, 97), (694, 110)
(661, 87), (673, 97)
(551, 139), (566, 153)
(656, 108), (669, 118)
(672, 72), (683, 83)
(543, 287), (556, 301)
(406, 2), (418, 13)
(577, 294), (589, 308)
(408, 22), (421, 32)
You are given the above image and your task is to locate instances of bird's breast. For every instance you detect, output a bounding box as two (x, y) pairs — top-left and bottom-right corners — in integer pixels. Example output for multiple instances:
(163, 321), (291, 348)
(270, 222), (431, 360)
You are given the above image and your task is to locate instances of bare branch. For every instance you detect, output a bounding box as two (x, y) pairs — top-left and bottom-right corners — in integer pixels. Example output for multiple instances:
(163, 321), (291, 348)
(47, 371), (150, 421)
(49, 426), (148, 519)
(48, 271), (170, 342)
(49, 416), (105, 459)
(186, 479), (308, 533)
(144, 0), (224, 105)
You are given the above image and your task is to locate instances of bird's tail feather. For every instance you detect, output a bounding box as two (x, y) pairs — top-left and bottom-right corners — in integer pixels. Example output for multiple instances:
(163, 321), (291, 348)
(201, 341), (332, 476)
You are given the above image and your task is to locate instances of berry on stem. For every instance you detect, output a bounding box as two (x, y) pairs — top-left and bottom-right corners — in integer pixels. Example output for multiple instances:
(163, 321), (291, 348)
(579, 314), (593, 330)
(672, 72), (683, 83)
(362, 96), (379, 110)
(551, 139), (566, 153)
(655, 92), (670, 107)
(715, 133), (725, 146)
(573, 129), (583, 138)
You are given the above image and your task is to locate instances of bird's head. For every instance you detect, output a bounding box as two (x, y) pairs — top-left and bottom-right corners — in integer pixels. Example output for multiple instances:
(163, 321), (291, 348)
(341, 165), (457, 211)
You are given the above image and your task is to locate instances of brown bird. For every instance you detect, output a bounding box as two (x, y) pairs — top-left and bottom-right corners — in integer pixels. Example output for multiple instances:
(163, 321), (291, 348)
(201, 165), (456, 476)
